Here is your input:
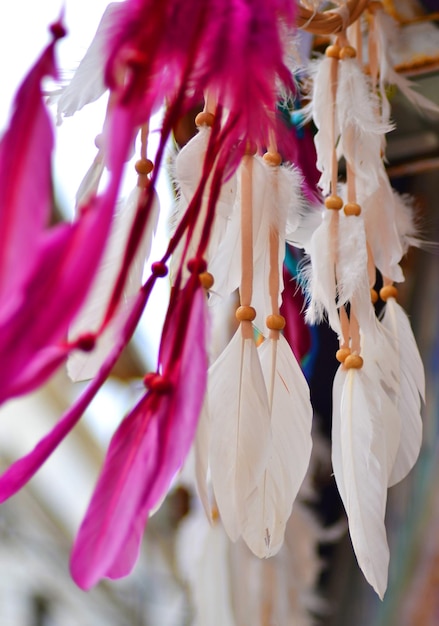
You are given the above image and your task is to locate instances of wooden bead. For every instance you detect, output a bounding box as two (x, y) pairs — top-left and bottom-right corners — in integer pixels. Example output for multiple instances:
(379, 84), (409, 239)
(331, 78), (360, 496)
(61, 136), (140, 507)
(380, 285), (398, 301)
(135, 158), (154, 175)
(195, 111), (215, 127)
(340, 46), (357, 60)
(244, 140), (258, 156)
(324, 195), (343, 211)
(325, 44), (341, 59)
(263, 151), (282, 167)
(236, 305), (256, 322)
(336, 347), (351, 363)
(344, 354), (364, 369)
(344, 202), (361, 216)
(370, 288), (379, 304)
(266, 314), (286, 331)
(199, 272), (214, 290)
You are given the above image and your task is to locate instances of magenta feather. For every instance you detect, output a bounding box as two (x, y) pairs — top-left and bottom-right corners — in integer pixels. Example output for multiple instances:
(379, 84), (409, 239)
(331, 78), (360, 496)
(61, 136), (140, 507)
(70, 282), (208, 588)
(0, 30), (58, 311)
(0, 288), (150, 504)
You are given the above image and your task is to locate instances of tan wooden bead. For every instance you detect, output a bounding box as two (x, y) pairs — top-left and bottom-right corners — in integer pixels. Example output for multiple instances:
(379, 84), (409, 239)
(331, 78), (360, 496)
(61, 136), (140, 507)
(263, 151), (282, 167)
(370, 288), (379, 304)
(266, 314), (286, 331)
(325, 44), (341, 59)
(135, 158), (154, 175)
(380, 285), (398, 301)
(325, 195), (343, 211)
(336, 347), (351, 363)
(199, 272), (214, 290)
(340, 46), (357, 60)
(195, 111), (215, 127)
(244, 140), (258, 156)
(344, 354), (364, 369)
(236, 305), (257, 322)
(344, 202), (361, 216)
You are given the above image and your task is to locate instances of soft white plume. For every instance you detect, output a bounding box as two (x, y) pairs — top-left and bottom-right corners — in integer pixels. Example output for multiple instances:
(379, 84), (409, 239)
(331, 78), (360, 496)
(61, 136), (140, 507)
(208, 327), (271, 542)
(242, 335), (313, 557)
(56, 3), (124, 118)
(332, 365), (390, 598)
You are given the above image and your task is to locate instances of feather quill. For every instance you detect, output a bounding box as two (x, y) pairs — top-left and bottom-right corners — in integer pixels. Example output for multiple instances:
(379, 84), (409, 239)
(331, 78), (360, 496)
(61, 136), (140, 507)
(242, 335), (313, 557)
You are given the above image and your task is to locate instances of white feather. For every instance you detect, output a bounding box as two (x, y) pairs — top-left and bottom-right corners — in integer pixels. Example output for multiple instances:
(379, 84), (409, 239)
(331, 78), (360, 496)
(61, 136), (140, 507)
(304, 56), (340, 195)
(332, 365), (390, 598)
(252, 162), (302, 333)
(75, 153), (105, 208)
(67, 187), (159, 381)
(56, 3), (124, 118)
(171, 128), (237, 281)
(381, 298), (424, 486)
(374, 8), (439, 119)
(208, 156), (267, 315)
(359, 167), (405, 283)
(242, 336), (312, 558)
(303, 209), (341, 334)
(337, 211), (368, 307)
(177, 513), (236, 626)
(336, 57), (392, 196)
(208, 327), (271, 542)
(194, 400), (213, 521)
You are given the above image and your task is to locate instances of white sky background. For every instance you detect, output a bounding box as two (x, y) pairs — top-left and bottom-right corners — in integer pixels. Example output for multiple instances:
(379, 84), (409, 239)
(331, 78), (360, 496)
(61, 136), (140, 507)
(0, 2), (173, 442)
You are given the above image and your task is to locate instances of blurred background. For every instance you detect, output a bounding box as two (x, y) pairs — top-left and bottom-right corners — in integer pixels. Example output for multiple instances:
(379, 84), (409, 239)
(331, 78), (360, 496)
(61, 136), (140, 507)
(0, 1), (439, 624)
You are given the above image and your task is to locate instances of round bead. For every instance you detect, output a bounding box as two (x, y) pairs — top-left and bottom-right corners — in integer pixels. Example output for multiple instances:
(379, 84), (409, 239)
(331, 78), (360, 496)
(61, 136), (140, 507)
(340, 46), (357, 60)
(266, 314), (286, 331)
(151, 261), (168, 277)
(370, 288), (379, 304)
(344, 202), (361, 216)
(263, 152), (282, 167)
(244, 140), (258, 156)
(236, 305), (257, 322)
(336, 347), (351, 363)
(143, 373), (173, 394)
(187, 257), (207, 274)
(135, 158), (154, 175)
(380, 285), (398, 301)
(94, 133), (104, 149)
(75, 333), (96, 352)
(324, 195), (343, 211)
(199, 272), (214, 290)
(344, 354), (364, 369)
(195, 111), (215, 127)
(50, 21), (67, 39)
(325, 44), (341, 59)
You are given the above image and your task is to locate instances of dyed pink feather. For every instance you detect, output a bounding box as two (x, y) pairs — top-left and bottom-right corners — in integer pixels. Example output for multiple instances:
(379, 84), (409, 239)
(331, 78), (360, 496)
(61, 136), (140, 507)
(0, 287), (151, 503)
(0, 29), (58, 315)
(0, 53), (138, 404)
(70, 281), (208, 589)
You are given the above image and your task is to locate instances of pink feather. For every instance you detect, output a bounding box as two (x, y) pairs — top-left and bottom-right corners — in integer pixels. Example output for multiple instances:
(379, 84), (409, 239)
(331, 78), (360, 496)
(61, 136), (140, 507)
(0, 28), (58, 312)
(0, 288), (151, 503)
(70, 281), (208, 589)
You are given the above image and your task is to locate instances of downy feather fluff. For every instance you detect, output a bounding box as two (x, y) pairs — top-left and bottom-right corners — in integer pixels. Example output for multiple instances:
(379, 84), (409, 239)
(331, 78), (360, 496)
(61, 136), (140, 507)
(242, 335), (313, 558)
(208, 326), (271, 542)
